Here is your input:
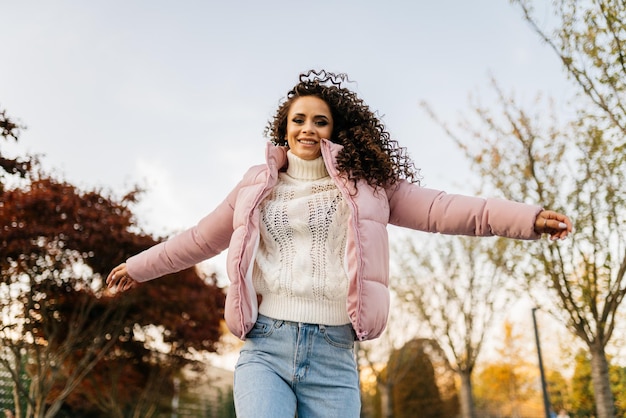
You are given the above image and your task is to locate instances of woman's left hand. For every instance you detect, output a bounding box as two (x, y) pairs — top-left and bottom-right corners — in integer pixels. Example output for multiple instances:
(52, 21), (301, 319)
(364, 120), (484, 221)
(534, 210), (573, 240)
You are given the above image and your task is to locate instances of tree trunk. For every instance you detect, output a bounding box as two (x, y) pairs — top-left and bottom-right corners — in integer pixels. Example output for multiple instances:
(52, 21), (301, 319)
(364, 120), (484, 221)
(589, 343), (615, 418)
(12, 382), (21, 418)
(378, 381), (392, 418)
(458, 369), (475, 418)
(43, 401), (62, 418)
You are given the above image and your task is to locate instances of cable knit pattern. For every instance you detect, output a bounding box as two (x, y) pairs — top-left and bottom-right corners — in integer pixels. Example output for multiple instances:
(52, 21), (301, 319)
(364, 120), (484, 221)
(253, 151), (350, 325)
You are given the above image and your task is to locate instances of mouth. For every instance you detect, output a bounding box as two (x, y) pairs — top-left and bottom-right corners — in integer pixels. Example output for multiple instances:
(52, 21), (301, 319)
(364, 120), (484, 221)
(297, 139), (318, 145)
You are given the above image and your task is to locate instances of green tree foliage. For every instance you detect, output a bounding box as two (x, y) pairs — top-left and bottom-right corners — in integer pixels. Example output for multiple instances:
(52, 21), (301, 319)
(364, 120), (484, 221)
(386, 339), (449, 418)
(571, 350), (601, 417)
(570, 350), (626, 418)
(547, 369), (571, 415)
(214, 387), (236, 418)
(0, 107), (225, 417)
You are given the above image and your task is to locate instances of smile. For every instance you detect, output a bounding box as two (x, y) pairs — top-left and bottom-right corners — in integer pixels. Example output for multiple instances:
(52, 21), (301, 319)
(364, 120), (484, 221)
(298, 139), (317, 145)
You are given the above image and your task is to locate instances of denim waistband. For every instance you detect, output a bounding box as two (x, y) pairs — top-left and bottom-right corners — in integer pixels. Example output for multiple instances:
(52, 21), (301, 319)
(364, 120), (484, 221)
(257, 314), (353, 332)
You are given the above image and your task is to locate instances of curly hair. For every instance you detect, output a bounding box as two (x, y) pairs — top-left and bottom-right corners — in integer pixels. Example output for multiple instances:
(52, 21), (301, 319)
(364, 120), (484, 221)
(265, 70), (419, 188)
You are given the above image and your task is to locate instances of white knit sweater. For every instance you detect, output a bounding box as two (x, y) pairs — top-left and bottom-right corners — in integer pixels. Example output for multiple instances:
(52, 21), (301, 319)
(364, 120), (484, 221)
(252, 151), (351, 325)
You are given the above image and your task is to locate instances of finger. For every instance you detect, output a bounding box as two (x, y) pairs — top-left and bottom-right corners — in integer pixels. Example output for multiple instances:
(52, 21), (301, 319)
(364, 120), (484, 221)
(543, 212), (570, 232)
(106, 269), (122, 287)
(108, 268), (137, 292)
(111, 277), (126, 291)
(547, 220), (568, 231)
(120, 276), (137, 291)
(562, 216), (574, 232)
(554, 216), (573, 235)
(106, 270), (117, 287)
(107, 265), (120, 282)
(551, 227), (570, 240)
(106, 264), (127, 287)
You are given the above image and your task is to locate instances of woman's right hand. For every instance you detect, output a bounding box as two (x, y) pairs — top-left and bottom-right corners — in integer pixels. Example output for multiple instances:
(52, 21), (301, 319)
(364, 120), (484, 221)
(106, 263), (137, 291)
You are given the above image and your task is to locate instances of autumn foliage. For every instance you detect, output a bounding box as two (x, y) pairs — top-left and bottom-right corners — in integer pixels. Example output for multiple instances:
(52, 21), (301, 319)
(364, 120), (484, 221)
(0, 108), (225, 417)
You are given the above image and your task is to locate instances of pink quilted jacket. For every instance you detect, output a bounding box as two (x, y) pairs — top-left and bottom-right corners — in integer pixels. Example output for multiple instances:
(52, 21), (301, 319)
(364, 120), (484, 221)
(126, 139), (542, 341)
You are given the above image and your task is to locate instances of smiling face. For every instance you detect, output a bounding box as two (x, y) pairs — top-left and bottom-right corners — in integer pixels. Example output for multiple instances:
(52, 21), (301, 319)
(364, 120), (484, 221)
(286, 96), (334, 160)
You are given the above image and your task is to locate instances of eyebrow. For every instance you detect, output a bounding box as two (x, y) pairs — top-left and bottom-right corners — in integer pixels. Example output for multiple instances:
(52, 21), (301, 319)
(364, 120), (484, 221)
(291, 112), (330, 119)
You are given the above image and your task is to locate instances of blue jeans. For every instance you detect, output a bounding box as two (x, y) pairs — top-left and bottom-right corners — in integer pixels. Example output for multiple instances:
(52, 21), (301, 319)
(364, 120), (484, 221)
(234, 315), (360, 418)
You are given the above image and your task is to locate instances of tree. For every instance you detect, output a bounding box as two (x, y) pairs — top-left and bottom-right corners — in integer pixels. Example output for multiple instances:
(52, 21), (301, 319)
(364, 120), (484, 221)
(547, 369), (571, 416)
(0, 108), (30, 189)
(570, 350), (626, 418)
(425, 77), (622, 418)
(609, 365), (626, 417)
(0, 109), (225, 417)
(386, 339), (445, 418)
(515, 0), (626, 138)
(514, 2), (626, 416)
(473, 321), (541, 417)
(0, 162), (150, 417)
(421, 1), (626, 415)
(53, 270), (225, 418)
(571, 350), (599, 418)
(356, 298), (430, 418)
(392, 234), (516, 418)
(358, 332), (458, 418)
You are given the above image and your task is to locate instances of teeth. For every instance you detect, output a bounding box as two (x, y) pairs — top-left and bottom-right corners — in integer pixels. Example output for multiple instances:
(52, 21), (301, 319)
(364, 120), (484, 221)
(299, 140), (316, 144)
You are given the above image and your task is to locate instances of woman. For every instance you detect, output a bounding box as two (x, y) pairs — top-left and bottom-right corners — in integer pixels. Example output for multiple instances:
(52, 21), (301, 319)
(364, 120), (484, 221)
(107, 70), (572, 417)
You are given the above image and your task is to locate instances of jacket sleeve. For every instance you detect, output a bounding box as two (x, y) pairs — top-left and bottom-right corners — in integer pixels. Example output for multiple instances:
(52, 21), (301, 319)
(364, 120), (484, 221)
(126, 176), (245, 283)
(386, 180), (543, 240)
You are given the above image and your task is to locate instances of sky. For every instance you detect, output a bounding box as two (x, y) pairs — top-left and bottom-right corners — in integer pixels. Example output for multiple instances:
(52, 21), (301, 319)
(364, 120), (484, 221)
(1, 1), (572, 236)
(1, 0), (600, 370)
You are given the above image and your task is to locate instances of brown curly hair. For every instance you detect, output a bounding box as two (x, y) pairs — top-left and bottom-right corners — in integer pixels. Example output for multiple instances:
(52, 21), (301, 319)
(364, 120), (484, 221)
(265, 70), (419, 188)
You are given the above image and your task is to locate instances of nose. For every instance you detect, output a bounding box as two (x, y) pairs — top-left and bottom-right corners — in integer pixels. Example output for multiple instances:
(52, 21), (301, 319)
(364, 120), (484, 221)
(302, 120), (316, 134)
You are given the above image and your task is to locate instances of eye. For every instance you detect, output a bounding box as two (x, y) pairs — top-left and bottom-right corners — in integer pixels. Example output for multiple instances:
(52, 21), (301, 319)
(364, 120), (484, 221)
(291, 117), (304, 124)
(315, 120), (329, 127)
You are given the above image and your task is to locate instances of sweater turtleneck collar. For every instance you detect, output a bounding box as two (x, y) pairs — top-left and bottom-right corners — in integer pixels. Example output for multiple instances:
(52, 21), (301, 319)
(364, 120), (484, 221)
(285, 151), (329, 180)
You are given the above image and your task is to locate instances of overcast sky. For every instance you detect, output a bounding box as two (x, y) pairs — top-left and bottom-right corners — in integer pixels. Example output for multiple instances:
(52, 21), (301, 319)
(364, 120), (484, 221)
(1, 0), (596, 369)
(1, 1), (572, 267)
